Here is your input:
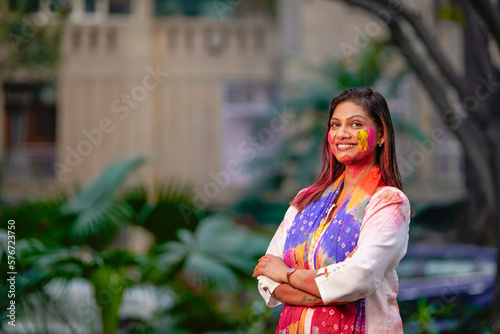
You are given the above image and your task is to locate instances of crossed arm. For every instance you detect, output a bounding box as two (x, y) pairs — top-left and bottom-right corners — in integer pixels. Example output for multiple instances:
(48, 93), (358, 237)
(252, 254), (331, 307)
(253, 188), (411, 308)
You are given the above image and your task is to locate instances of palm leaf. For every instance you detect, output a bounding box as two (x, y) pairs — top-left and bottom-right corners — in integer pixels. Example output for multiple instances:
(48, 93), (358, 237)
(62, 156), (147, 214)
(156, 215), (267, 291)
(61, 156), (147, 245)
(183, 253), (240, 291)
(137, 180), (201, 243)
(70, 198), (133, 243)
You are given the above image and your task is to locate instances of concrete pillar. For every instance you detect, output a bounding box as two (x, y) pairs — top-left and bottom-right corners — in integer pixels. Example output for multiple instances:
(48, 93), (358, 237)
(136, 0), (153, 21)
(278, 0), (302, 54)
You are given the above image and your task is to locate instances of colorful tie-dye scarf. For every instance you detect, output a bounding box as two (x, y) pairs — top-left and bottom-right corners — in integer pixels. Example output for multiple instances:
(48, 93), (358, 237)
(277, 164), (386, 334)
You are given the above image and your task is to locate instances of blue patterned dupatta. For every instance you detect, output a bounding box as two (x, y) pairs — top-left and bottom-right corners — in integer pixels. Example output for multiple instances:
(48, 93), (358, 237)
(277, 165), (386, 334)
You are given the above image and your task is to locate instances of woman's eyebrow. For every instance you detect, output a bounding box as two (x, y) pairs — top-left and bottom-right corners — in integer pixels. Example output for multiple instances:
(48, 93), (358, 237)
(330, 114), (367, 121)
(348, 114), (367, 120)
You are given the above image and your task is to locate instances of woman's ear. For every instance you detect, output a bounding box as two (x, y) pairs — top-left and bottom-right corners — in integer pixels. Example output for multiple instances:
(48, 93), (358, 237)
(378, 131), (385, 147)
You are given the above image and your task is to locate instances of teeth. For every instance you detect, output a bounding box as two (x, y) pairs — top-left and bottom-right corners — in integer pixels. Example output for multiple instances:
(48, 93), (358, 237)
(338, 144), (356, 149)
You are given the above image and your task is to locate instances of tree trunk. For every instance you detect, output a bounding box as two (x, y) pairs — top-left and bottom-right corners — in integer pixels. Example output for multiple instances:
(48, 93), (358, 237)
(0, 78), (4, 195)
(330, 0), (500, 330)
(456, 157), (490, 244)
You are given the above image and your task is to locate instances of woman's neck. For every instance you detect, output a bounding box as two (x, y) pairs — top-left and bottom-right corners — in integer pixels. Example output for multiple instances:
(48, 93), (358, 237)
(343, 162), (376, 192)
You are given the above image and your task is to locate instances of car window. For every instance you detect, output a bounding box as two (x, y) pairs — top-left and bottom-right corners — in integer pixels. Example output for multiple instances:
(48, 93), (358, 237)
(397, 258), (496, 278)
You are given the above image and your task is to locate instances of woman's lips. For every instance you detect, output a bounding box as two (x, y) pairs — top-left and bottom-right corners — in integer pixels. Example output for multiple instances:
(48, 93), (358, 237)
(336, 143), (357, 151)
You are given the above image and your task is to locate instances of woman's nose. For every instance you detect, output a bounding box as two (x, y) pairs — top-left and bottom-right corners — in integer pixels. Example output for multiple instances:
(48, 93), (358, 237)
(339, 125), (351, 138)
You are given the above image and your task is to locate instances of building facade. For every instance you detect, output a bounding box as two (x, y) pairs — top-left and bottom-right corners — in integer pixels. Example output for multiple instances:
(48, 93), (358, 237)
(2, 0), (465, 206)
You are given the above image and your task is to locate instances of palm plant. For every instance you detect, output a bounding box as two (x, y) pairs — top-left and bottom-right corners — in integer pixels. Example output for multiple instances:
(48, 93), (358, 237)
(60, 156), (147, 248)
(2, 154), (266, 334)
(125, 179), (203, 244)
(1, 156), (150, 334)
(150, 214), (269, 332)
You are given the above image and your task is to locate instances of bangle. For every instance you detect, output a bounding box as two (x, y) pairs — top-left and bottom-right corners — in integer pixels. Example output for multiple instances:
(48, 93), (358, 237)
(286, 268), (297, 285)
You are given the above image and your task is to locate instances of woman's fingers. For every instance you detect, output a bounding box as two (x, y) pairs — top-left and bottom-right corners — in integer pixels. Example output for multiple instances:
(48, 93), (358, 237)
(253, 264), (264, 277)
(259, 254), (271, 261)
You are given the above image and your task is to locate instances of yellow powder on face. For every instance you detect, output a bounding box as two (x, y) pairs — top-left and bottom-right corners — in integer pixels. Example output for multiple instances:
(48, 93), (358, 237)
(357, 130), (369, 152)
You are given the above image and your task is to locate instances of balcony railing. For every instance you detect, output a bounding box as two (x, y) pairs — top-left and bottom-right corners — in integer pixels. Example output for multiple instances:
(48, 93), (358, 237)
(3, 143), (56, 183)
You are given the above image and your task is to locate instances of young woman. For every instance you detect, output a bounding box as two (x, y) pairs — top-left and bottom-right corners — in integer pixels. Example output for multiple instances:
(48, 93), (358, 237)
(253, 88), (411, 333)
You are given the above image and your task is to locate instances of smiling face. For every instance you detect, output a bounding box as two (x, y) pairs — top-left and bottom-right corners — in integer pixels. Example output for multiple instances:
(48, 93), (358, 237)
(328, 101), (384, 167)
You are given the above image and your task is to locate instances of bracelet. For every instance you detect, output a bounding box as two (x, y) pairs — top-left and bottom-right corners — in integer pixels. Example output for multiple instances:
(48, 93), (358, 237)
(286, 268), (297, 285)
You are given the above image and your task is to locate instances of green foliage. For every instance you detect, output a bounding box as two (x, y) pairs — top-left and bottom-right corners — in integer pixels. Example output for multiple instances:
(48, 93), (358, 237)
(131, 181), (203, 244)
(436, 0), (466, 24)
(403, 299), (442, 334)
(167, 292), (236, 332)
(0, 198), (69, 246)
(0, 0), (69, 74)
(0, 154), (273, 333)
(400, 297), (493, 334)
(61, 156), (147, 248)
(90, 266), (129, 334)
(154, 215), (268, 291)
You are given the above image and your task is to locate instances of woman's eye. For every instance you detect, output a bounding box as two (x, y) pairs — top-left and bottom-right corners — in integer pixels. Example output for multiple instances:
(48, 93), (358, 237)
(331, 123), (340, 128)
(351, 122), (362, 127)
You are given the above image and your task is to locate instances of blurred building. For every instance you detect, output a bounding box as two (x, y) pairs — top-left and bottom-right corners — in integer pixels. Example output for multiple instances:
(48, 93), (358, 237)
(1, 0), (465, 206)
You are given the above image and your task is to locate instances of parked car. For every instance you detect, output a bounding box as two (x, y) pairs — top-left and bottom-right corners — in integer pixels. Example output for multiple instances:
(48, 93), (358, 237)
(398, 243), (496, 305)
(397, 243), (496, 332)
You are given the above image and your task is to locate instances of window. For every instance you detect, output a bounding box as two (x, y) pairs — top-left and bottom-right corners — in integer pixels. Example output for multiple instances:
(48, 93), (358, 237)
(3, 83), (57, 181)
(155, 0), (212, 17)
(85, 0), (96, 12)
(222, 82), (276, 186)
(4, 83), (57, 144)
(109, 0), (130, 14)
(7, 109), (27, 143)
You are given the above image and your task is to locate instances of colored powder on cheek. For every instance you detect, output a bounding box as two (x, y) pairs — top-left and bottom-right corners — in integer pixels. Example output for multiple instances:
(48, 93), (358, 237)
(367, 125), (375, 148)
(357, 130), (369, 152)
(328, 132), (336, 153)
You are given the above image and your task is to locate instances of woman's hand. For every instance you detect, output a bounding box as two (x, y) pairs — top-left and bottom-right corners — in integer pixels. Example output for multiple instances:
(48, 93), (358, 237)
(252, 254), (290, 283)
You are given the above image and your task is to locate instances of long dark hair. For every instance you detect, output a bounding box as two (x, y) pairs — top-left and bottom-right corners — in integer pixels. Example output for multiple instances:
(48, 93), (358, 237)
(290, 87), (403, 211)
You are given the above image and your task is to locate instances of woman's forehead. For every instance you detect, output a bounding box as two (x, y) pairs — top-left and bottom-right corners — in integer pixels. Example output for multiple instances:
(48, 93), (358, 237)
(331, 101), (367, 118)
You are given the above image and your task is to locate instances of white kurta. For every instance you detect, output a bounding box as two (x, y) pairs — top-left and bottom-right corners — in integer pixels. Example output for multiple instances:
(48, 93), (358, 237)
(257, 186), (411, 333)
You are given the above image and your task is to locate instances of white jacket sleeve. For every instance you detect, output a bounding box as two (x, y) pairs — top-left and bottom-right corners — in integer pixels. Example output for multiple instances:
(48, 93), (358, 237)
(257, 205), (298, 307)
(314, 187), (411, 304)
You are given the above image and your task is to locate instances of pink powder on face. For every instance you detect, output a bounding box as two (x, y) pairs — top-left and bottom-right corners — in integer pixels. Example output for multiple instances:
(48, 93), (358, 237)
(328, 132), (334, 148)
(367, 125), (375, 149)
(328, 132), (337, 156)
